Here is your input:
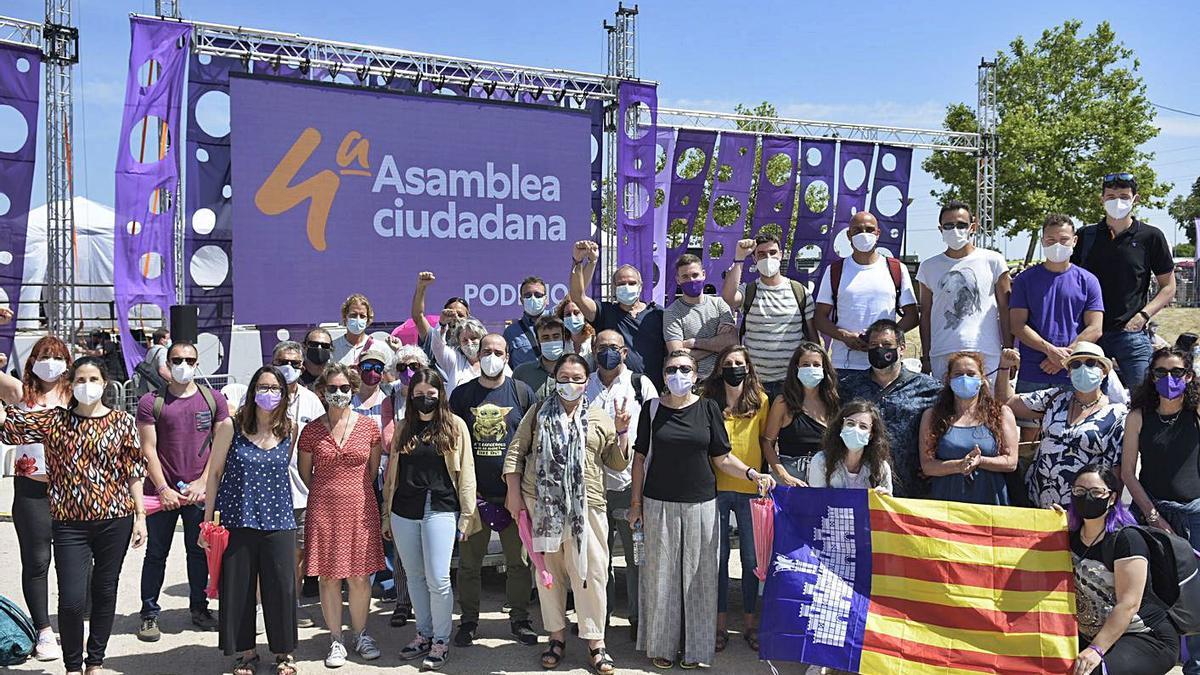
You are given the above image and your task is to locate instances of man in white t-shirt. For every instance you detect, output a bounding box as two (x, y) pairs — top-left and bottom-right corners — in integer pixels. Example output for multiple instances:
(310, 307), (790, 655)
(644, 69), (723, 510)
(722, 234), (816, 398)
(814, 212), (919, 374)
(915, 201), (1011, 383)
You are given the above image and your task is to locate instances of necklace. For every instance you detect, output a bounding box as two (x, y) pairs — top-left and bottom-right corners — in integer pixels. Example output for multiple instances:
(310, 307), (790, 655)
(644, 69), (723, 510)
(1158, 409), (1182, 426)
(1075, 395), (1101, 411)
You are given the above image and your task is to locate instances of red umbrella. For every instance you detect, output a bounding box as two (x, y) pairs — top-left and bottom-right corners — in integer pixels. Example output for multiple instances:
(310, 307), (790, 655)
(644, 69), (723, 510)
(517, 510), (554, 589)
(201, 514), (229, 599)
(750, 495), (775, 582)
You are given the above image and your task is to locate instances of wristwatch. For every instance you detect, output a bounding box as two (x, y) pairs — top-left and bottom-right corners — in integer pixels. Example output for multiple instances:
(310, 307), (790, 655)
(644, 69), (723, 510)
(1138, 310), (1151, 323)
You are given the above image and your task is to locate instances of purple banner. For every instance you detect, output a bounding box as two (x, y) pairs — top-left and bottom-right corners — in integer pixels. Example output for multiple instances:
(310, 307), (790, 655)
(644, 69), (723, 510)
(745, 135), (800, 284)
(0, 45), (41, 358)
(113, 17), (192, 376)
(230, 76), (591, 326)
(790, 140), (837, 285)
(703, 132), (756, 283)
(868, 146), (913, 258)
(616, 81), (658, 303)
(832, 142), (876, 258)
(650, 128), (676, 302)
(664, 129), (717, 296)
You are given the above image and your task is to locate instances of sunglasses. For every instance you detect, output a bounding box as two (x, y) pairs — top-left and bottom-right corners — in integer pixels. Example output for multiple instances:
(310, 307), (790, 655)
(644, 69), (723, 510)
(398, 362), (423, 372)
(1102, 172), (1134, 185)
(255, 385), (283, 394)
(359, 362), (385, 374)
(1070, 486), (1111, 499)
(1153, 367), (1190, 379)
(169, 356), (197, 366)
(664, 365), (694, 375)
(324, 384), (353, 395)
(939, 221), (971, 231)
(1068, 358), (1103, 370)
(274, 359), (303, 369)
(521, 291), (546, 299)
(305, 341), (332, 350)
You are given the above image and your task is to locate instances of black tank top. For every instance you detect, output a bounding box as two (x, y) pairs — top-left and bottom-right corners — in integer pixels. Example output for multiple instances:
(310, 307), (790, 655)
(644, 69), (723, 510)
(777, 408), (826, 459)
(1138, 409), (1200, 503)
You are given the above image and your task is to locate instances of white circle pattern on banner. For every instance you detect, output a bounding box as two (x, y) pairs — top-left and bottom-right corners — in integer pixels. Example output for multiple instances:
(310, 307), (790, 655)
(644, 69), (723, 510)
(0, 105), (29, 153)
(192, 207), (216, 235)
(195, 90), (231, 138)
(0, 251), (12, 265)
(190, 245), (229, 289)
(0, 192), (10, 216)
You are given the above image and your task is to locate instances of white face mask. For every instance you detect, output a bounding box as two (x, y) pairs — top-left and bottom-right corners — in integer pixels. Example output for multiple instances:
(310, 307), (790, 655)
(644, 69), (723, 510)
(614, 283), (641, 305)
(171, 363), (196, 384)
(73, 382), (104, 405)
(556, 381), (585, 402)
(480, 353), (506, 378)
(941, 228), (970, 251)
(32, 358), (68, 383)
(850, 232), (878, 253)
(1104, 197), (1133, 220)
(756, 257), (781, 278)
(1043, 242), (1074, 264)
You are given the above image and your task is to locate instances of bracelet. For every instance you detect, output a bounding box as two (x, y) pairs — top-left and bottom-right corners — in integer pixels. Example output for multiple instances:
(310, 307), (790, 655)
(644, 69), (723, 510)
(617, 429), (628, 437)
(1138, 310), (1150, 322)
(745, 467), (757, 481)
(1087, 643), (1105, 658)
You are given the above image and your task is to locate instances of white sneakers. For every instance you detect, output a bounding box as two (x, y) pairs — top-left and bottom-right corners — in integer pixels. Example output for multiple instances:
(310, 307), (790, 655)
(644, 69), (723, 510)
(324, 632), (379, 668)
(34, 628), (61, 661)
(324, 639), (348, 668)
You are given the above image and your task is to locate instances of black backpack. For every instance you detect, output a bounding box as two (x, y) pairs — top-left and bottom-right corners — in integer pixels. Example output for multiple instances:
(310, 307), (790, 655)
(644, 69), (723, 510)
(1105, 525), (1200, 635)
(134, 346), (168, 396)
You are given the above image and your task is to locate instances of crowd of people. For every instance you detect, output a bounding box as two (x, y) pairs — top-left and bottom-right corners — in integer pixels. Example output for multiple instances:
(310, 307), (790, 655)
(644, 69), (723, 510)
(0, 173), (1196, 675)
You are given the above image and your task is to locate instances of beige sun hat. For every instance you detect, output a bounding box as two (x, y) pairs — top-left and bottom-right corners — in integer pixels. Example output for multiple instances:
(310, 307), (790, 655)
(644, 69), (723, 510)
(1064, 341), (1113, 372)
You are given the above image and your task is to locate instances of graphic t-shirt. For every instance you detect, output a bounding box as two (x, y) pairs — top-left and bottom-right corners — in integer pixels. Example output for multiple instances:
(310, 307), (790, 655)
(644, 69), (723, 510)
(449, 377), (535, 500)
(135, 387), (231, 496)
(1010, 264), (1104, 385)
(915, 248), (1008, 358)
(816, 256), (918, 371)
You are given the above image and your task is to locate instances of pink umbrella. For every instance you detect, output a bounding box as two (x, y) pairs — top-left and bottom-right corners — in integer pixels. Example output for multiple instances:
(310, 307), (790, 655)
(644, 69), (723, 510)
(517, 510), (554, 589)
(201, 515), (230, 599)
(750, 496), (775, 582)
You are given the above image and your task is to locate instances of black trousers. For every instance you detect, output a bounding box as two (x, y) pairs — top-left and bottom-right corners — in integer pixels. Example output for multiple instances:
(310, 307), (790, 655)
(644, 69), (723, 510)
(1081, 622), (1179, 675)
(219, 528), (297, 656)
(53, 516), (133, 671)
(13, 476), (52, 630)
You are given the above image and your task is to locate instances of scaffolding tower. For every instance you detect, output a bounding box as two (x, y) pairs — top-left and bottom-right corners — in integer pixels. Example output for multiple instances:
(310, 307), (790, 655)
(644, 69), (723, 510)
(976, 58), (999, 249)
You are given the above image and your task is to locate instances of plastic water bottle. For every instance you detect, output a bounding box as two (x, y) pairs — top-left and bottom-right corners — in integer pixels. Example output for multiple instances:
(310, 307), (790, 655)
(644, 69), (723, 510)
(631, 522), (645, 566)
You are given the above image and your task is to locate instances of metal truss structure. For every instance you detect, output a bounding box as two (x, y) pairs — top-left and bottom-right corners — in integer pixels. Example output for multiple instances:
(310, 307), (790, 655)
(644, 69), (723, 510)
(976, 58), (999, 248)
(603, 3), (639, 289)
(155, 0), (187, 304)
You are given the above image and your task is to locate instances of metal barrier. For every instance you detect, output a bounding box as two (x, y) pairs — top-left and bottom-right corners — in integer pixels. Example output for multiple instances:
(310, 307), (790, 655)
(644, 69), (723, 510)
(114, 373), (239, 414)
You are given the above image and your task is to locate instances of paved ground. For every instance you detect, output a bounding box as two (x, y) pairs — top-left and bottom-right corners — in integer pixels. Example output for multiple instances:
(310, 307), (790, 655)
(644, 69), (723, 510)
(0, 521), (776, 675)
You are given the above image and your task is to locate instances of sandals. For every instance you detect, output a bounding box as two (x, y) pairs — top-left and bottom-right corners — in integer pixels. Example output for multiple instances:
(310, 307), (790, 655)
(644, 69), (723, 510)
(680, 660), (701, 669)
(274, 654), (296, 675)
(541, 639), (566, 669)
(744, 627), (760, 651)
(714, 629), (729, 652)
(589, 647), (615, 675)
(651, 657), (674, 669)
(232, 654), (259, 675)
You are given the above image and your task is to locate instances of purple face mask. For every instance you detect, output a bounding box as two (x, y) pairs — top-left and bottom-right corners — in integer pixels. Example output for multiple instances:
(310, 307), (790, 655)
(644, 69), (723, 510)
(680, 279), (705, 298)
(1156, 374), (1189, 400)
(255, 390), (282, 412)
(397, 367), (415, 386)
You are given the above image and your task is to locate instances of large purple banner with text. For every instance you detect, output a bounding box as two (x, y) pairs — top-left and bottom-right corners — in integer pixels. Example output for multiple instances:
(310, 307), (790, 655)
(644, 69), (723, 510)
(230, 75), (590, 326)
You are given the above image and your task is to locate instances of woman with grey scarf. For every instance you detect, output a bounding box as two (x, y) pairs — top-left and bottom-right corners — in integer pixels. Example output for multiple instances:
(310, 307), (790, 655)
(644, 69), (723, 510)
(503, 353), (630, 674)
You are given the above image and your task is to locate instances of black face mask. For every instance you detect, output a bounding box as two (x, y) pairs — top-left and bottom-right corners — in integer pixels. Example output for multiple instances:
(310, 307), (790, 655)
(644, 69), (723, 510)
(306, 346), (331, 366)
(868, 346), (899, 370)
(1072, 494), (1111, 521)
(413, 395), (439, 414)
(721, 365), (748, 387)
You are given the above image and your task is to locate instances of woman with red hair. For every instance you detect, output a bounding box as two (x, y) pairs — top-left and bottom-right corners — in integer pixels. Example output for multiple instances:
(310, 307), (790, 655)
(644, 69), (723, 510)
(0, 333), (73, 662)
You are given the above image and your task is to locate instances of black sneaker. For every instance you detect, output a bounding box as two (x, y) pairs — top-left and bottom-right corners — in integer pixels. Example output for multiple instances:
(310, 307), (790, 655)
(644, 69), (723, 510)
(191, 608), (218, 631)
(452, 622), (478, 647)
(137, 617), (161, 642)
(511, 620), (538, 646)
(390, 603), (412, 628)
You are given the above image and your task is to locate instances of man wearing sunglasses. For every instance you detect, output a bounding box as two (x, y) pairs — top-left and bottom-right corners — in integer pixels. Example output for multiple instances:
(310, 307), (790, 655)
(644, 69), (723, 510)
(135, 341), (233, 641)
(1072, 172), (1176, 389)
(299, 327), (334, 389)
(915, 200), (1011, 384)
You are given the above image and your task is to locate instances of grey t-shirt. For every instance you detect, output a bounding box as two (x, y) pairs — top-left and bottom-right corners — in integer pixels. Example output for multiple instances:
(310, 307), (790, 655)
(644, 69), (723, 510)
(663, 294), (735, 379)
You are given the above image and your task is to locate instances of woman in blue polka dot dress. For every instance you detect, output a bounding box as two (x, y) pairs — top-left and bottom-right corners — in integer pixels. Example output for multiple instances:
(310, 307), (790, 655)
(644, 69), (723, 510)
(203, 365), (299, 675)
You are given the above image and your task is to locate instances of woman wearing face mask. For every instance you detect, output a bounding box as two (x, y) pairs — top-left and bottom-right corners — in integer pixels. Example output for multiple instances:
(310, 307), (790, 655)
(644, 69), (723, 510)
(412, 271), (492, 392)
(1068, 463), (1178, 675)
(0, 335), (72, 661)
(918, 352), (1018, 505)
(1008, 342), (1128, 508)
(629, 351), (775, 669)
(352, 343), (393, 431)
(807, 401), (893, 493)
(504, 354), (628, 673)
(555, 298), (595, 360)
(0, 356), (148, 675)
(203, 366), (299, 675)
(763, 342), (840, 489)
(299, 363), (386, 668)
(381, 368), (476, 671)
(699, 345), (769, 653)
(332, 293), (376, 366)
(1120, 348), (1200, 673)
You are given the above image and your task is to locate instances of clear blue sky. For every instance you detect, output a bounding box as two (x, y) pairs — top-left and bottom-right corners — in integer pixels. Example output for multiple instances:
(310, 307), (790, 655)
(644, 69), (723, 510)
(7, 0), (1200, 259)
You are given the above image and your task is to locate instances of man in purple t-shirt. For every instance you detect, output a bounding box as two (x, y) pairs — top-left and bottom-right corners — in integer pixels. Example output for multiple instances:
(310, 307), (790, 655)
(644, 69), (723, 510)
(1010, 214), (1105, 393)
(134, 341), (232, 642)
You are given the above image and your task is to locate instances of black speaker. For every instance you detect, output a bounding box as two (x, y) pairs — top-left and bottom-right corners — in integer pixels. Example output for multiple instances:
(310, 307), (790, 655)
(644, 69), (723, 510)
(170, 305), (199, 344)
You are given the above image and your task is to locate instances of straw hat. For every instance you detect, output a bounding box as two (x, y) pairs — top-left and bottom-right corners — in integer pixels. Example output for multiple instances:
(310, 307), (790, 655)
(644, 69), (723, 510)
(1064, 341), (1113, 372)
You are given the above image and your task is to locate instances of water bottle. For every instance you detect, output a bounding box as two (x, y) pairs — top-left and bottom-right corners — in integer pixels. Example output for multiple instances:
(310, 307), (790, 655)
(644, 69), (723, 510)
(631, 522), (645, 566)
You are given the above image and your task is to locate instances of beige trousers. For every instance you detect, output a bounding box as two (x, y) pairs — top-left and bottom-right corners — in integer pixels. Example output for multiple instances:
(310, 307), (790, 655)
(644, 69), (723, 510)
(524, 498), (610, 640)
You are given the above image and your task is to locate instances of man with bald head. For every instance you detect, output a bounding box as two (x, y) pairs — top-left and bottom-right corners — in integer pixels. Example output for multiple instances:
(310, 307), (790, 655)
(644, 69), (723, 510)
(584, 329), (658, 638)
(814, 211), (919, 375)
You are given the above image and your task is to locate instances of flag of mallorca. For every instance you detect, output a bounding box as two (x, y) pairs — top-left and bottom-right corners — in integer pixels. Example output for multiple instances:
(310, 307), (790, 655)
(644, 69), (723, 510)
(758, 486), (1077, 674)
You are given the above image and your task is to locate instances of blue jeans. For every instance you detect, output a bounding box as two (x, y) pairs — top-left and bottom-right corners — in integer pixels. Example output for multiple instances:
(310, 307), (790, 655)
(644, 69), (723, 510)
(1155, 497), (1200, 675)
(390, 503), (458, 643)
(1098, 330), (1153, 391)
(140, 504), (207, 618)
(716, 491), (758, 614)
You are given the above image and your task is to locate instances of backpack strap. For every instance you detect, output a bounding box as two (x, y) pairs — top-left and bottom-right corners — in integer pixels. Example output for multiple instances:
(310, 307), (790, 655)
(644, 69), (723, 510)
(886, 256), (906, 317)
(631, 374), (645, 405)
(513, 377), (531, 412)
(790, 279), (811, 340)
(739, 281), (758, 339)
(196, 385), (219, 457)
(828, 259), (846, 323)
(152, 388), (166, 420)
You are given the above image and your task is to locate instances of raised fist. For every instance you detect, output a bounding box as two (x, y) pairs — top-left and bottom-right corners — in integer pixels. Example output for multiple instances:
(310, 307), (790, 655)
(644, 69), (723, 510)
(735, 239), (756, 259)
(416, 271), (436, 288)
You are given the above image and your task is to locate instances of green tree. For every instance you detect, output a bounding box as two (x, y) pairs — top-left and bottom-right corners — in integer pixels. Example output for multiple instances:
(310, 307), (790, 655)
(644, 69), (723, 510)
(1167, 176), (1200, 247)
(922, 21), (1169, 261)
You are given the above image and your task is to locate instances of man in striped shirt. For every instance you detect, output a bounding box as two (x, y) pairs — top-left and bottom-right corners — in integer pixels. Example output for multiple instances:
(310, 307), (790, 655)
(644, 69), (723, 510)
(722, 234), (816, 398)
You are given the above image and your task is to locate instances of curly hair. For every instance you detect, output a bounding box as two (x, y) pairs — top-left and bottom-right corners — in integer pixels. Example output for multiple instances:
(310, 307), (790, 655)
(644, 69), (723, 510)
(555, 298), (595, 341)
(1132, 347), (1200, 414)
(701, 344), (764, 418)
(923, 352), (1007, 460)
(821, 400), (891, 489)
(780, 341), (839, 418)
